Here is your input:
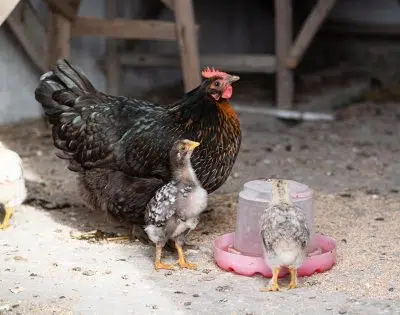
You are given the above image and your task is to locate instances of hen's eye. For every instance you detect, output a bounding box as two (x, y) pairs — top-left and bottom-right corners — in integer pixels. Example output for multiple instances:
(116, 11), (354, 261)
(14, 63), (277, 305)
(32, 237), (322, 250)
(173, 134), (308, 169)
(214, 81), (220, 87)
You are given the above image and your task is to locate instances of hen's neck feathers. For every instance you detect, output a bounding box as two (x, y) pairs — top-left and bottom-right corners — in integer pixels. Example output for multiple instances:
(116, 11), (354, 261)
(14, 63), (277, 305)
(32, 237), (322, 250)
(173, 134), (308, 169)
(168, 81), (233, 124)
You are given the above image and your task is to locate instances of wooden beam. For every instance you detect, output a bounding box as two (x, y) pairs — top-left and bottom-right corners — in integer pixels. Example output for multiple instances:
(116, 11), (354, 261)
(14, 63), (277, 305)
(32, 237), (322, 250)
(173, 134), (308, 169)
(275, 0), (293, 109)
(0, 0), (20, 26)
(324, 20), (400, 36)
(6, 0), (46, 71)
(173, 0), (201, 91)
(42, 0), (77, 21)
(71, 17), (178, 40)
(106, 0), (119, 95)
(286, 0), (336, 69)
(111, 53), (276, 73)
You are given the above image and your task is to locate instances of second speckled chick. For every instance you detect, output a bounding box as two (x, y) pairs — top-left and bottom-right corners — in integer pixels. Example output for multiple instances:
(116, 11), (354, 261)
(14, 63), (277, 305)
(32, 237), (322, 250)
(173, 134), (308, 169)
(260, 179), (310, 291)
(144, 139), (207, 271)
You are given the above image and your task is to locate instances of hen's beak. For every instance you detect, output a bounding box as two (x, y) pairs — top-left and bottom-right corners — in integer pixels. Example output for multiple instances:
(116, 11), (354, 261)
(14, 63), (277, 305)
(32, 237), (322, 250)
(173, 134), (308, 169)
(227, 75), (240, 83)
(187, 141), (200, 151)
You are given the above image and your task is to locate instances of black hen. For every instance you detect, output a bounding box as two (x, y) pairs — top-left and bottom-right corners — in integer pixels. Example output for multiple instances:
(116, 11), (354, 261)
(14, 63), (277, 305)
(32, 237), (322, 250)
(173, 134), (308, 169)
(34, 60), (241, 225)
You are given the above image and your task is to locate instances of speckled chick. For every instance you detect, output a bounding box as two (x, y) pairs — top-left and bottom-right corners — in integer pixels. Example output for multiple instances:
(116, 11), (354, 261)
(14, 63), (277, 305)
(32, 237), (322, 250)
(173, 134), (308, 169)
(144, 139), (207, 271)
(260, 179), (310, 291)
(0, 145), (27, 229)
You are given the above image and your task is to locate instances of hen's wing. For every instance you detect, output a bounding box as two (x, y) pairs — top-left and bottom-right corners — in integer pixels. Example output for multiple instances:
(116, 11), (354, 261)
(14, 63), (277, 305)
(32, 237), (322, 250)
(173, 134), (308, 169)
(34, 59), (168, 174)
(145, 181), (178, 227)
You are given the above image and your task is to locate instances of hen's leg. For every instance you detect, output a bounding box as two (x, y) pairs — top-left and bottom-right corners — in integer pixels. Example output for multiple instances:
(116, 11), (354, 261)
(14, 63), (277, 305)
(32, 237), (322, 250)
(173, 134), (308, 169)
(175, 238), (197, 270)
(0, 206), (13, 230)
(261, 267), (281, 292)
(154, 243), (174, 271)
(288, 267), (297, 289)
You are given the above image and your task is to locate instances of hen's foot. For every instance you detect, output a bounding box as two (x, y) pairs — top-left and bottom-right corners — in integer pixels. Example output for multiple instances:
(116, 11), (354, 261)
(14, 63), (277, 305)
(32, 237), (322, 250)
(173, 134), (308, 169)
(0, 207), (13, 230)
(71, 229), (130, 242)
(288, 267), (297, 289)
(175, 241), (197, 270)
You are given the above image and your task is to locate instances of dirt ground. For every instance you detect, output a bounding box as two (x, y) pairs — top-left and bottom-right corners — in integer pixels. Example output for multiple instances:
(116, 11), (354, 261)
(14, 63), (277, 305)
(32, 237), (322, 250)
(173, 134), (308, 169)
(0, 99), (399, 314)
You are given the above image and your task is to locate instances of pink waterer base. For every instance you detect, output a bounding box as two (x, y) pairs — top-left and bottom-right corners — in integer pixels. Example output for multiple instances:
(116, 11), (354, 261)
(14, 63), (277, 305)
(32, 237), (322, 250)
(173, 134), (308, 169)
(213, 232), (336, 278)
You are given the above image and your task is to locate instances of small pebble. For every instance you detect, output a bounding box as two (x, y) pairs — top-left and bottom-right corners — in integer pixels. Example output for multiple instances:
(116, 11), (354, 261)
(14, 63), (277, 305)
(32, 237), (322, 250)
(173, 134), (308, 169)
(193, 294), (200, 298)
(232, 172), (240, 179)
(104, 270), (112, 274)
(82, 270), (95, 276)
(216, 285), (232, 292)
(59, 296), (66, 299)
(30, 273), (38, 277)
(164, 271), (173, 276)
(374, 217), (385, 221)
(121, 274), (128, 280)
(9, 286), (24, 294)
(388, 287), (394, 292)
(72, 267), (81, 272)
(338, 309), (347, 314)
(13, 256), (27, 261)
(219, 298), (228, 303)
(174, 291), (185, 294)
(184, 302), (191, 307)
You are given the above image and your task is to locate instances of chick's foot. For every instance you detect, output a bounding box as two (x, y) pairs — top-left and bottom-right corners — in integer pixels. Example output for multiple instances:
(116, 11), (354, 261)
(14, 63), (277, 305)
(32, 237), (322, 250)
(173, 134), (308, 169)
(0, 206), (13, 230)
(175, 241), (197, 270)
(260, 267), (281, 292)
(154, 243), (174, 271)
(288, 267), (297, 289)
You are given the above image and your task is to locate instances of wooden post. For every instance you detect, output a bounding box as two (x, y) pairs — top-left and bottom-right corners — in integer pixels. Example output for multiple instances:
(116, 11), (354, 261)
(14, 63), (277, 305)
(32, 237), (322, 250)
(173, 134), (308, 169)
(106, 0), (120, 95)
(0, 0), (20, 26)
(47, 13), (71, 68)
(46, 0), (80, 68)
(173, 0), (201, 92)
(286, 0), (336, 69)
(275, 0), (293, 110)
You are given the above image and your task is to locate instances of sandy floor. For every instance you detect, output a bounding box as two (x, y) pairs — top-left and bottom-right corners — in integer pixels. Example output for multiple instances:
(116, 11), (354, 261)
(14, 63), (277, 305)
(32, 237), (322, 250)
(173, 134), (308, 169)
(0, 100), (399, 314)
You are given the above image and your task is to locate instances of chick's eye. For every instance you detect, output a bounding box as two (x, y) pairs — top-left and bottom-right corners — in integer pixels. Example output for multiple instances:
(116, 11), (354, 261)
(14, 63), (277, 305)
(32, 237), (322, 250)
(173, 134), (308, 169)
(179, 144), (185, 151)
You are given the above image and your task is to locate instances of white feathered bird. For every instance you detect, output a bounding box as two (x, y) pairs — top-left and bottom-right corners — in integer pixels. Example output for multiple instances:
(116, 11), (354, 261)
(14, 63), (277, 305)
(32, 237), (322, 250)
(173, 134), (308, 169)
(0, 144), (27, 229)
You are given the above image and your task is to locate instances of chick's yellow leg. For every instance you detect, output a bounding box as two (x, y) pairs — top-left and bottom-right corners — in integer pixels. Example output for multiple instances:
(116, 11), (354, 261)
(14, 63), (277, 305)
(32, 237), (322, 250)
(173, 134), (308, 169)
(154, 243), (174, 271)
(175, 241), (197, 270)
(0, 207), (14, 230)
(261, 267), (281, 292)
(288, 267), (297, 289)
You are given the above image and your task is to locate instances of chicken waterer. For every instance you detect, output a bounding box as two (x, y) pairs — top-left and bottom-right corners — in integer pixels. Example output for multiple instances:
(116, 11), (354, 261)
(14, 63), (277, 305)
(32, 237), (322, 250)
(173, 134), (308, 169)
(213, 179), (336, 277)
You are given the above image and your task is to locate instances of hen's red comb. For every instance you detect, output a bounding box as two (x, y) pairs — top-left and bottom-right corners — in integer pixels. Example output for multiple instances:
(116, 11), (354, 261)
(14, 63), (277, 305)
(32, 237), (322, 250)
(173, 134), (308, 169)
(201, 66), (228, 79)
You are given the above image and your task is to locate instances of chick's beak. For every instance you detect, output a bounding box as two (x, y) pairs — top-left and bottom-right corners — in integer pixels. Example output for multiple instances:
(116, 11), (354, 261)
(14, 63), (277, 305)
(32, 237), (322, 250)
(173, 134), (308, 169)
(187, 141), (200, 151)
(227, 75), (240, 84)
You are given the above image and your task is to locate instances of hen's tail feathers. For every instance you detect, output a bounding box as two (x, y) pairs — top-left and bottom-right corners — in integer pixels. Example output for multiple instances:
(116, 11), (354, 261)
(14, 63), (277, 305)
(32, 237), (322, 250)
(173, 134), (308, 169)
(34, 59), (97, 121)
